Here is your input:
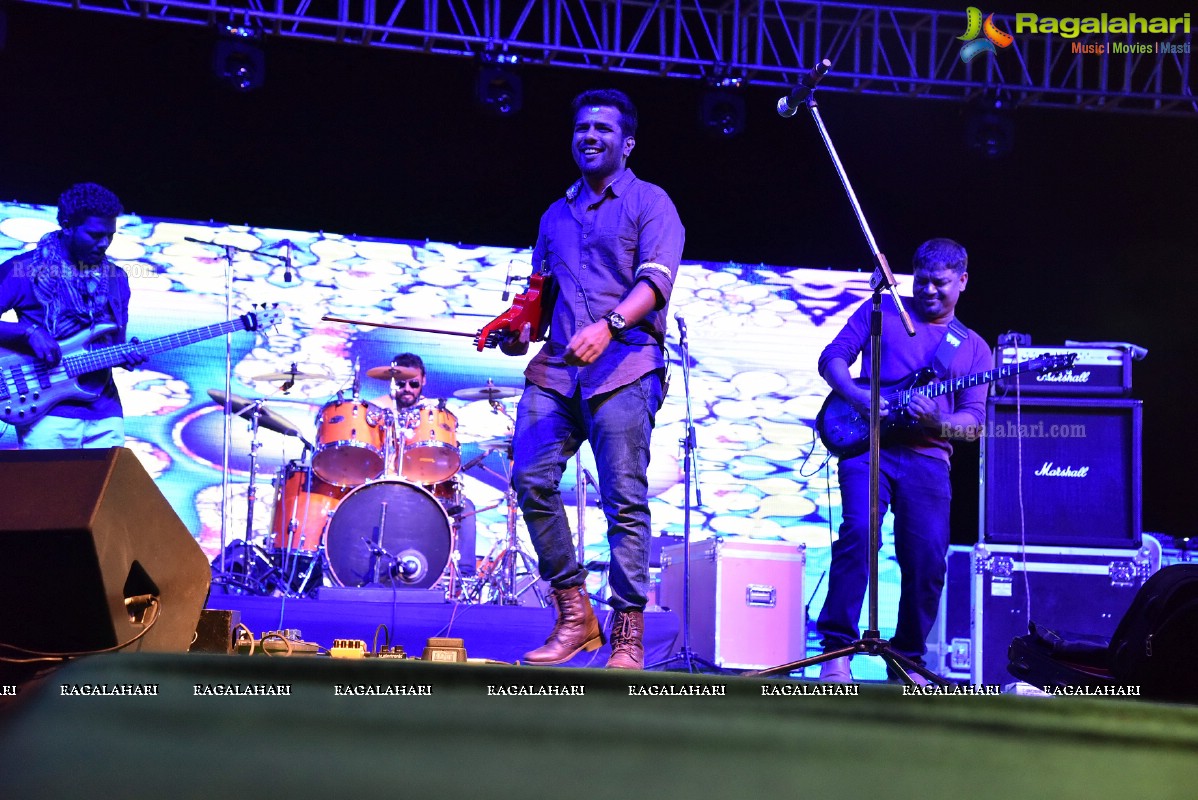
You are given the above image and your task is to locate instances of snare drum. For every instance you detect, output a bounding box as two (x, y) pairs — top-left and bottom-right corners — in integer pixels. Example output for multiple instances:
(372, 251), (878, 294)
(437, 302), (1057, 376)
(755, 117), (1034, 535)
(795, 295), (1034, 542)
(312, 399), (387, 486)
(324, 480), (452, 589)
(271, 462), (350, 553)
(401, 402), (460, 484)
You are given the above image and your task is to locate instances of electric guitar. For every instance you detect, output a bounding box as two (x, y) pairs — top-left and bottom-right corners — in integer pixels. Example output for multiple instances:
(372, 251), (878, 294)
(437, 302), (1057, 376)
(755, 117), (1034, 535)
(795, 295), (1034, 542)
(0, 308), (282, 426)
(815, 353), (1077, 459)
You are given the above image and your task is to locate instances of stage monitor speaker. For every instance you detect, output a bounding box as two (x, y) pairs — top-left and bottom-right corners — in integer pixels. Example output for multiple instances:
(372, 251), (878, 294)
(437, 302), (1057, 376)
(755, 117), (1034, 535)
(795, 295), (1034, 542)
(981, 397), (1142, 548)
(0, 447), (211, 655)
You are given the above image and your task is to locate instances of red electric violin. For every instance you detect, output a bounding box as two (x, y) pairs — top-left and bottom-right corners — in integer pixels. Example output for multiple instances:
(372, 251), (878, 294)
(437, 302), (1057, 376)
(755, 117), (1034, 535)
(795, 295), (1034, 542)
(321, 271), (554, 352)
(473, 272), (551, 351)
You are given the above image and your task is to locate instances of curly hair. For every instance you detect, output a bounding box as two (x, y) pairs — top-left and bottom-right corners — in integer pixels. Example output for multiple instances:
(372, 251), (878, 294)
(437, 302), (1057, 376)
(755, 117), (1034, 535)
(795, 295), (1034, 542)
(571, 89), (638, 138)
(57, 182), (124, 228)
(912, 238), (968, 274)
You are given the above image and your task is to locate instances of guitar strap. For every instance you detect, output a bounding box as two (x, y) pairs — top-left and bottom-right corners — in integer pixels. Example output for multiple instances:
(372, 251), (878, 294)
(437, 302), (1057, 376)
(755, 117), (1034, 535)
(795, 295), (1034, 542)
(932, 318), (970, 380)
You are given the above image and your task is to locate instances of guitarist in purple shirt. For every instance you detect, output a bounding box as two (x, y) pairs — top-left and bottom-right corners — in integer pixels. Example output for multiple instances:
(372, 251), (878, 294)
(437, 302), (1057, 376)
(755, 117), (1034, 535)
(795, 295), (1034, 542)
(0, 182), (146, 449)
(816, 238), (991, 682)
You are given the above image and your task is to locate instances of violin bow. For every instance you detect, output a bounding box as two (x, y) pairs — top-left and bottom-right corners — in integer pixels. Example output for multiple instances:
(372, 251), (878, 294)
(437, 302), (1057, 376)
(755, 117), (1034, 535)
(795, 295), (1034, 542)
(320, 315), (478, 338)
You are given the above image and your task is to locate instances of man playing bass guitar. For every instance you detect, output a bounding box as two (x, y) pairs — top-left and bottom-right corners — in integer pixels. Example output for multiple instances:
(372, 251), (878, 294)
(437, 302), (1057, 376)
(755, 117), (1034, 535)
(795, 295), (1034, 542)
(0, 182), (147, 449)
(816, 238), (991, 683)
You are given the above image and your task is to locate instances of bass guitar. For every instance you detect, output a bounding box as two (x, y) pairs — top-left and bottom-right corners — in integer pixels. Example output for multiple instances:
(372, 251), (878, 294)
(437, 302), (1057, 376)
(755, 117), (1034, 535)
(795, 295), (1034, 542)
(815, 352), (1077, 459)
(0, 307), (282, 426)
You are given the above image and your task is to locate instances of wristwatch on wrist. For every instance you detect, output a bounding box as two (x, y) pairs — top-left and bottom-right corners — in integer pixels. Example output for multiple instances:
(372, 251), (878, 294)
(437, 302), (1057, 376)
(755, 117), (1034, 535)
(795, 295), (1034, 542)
(24, 323), (41, 340)
(603, 311), (627, 334)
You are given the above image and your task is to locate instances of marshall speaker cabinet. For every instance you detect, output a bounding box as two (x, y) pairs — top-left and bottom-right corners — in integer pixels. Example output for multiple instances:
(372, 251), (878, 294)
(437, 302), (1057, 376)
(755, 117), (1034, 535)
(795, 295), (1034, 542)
(981, 397), (1142, 549)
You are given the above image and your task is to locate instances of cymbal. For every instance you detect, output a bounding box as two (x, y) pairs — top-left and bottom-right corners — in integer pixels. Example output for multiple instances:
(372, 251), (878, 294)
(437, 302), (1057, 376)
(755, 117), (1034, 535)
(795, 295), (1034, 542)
(453, 385), (519, 402)
(476, 434), (514, 452)
(207, 389), (302, 438)
(252, 366), (333, 383)
(365, 364), (422, 381)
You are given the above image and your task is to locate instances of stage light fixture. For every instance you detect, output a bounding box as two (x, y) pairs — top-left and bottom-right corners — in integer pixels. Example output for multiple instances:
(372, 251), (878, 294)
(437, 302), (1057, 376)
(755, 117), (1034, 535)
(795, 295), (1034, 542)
(965, 92), (1014, 159)
(700, 90), (746, 139)
(213, 23), (265, 92)
(476, 56), (523, 117)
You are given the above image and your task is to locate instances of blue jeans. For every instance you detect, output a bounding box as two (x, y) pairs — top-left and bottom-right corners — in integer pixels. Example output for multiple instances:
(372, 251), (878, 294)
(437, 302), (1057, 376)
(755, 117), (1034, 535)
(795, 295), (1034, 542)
(816, 448), (952, 663)
(512, 372), (663, 612)
(17, 415), (125, 449)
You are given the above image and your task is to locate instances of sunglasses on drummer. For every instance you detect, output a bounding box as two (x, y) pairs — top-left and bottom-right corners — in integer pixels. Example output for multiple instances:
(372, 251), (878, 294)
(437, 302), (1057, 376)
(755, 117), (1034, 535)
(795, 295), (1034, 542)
(400, 379), (423, 388)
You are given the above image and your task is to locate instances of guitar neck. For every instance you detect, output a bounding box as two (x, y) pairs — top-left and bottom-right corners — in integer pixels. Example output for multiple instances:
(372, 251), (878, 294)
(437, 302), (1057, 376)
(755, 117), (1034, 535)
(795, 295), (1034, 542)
(62, 319), (246, 377)
(905, 359), (1045, 402)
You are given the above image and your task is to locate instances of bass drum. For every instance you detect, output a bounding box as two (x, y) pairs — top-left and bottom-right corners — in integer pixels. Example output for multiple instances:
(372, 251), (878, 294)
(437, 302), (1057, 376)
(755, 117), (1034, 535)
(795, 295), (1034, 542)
(325, 480), (451, 590)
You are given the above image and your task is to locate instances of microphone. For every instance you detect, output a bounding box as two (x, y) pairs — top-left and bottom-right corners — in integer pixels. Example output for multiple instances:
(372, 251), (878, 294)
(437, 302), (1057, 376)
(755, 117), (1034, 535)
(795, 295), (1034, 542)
(281, 240), (293, 283)
(501, 261), (515, 301)
(394, 551), (426, 583)
(777, 59), (832, 117)
(674, 311), (689, 348)
(459, 451), (489, 473)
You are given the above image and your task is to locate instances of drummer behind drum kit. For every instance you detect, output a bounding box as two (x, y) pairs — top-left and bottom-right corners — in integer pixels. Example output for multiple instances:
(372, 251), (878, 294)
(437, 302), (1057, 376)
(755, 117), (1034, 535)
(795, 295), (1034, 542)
(211, 362), (532, 604)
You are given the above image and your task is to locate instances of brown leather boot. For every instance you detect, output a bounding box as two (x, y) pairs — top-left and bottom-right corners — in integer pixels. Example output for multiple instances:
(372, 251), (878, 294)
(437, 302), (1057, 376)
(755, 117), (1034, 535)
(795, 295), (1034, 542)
(605, 610), (644, 670)
(522, 586), (603, 665)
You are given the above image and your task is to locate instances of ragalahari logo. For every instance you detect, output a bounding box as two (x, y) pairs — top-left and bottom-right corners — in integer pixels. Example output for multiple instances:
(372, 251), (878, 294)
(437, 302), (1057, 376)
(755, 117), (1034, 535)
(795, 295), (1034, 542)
(958, 7), (1014, 62)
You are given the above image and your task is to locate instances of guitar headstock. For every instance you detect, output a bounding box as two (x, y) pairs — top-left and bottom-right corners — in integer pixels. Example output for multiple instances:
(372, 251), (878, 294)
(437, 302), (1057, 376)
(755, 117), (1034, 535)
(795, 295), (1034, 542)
(1032, 352), (1078, 375)
(243, 305), (284, 331)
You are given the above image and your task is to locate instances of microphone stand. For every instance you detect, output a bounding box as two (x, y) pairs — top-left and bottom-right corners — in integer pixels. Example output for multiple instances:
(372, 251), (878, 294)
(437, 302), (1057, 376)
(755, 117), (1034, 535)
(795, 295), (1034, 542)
(749, 64), (945, 686)
(648, 316), (720, 673)
(184, 236), (291, 587)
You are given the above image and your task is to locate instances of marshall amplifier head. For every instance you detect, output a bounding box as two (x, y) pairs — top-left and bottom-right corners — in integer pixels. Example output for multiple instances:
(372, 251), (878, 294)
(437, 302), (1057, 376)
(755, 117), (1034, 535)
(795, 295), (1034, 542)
(981, 397), (1142, 548)
(994, 345), (1132, 397)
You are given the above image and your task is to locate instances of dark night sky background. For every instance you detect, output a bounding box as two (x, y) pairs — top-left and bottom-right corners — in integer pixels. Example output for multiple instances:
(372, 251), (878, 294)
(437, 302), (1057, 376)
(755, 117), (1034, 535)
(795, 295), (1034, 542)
(1, 3), (1195, 540)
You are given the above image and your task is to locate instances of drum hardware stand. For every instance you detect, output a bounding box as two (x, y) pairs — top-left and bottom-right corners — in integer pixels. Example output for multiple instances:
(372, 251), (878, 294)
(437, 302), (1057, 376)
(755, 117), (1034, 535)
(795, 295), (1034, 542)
(293, 440), (324, 596)
(210, 395), (290, 596)
(647, 314), (720, 673)
(575, 452), (587, 568)
(464, 454), (545, 607)
(210, 540), (278, 595)
(276, 459), (328, 599)
(749, 61), (945, 685)
(574, 453), (610, 607)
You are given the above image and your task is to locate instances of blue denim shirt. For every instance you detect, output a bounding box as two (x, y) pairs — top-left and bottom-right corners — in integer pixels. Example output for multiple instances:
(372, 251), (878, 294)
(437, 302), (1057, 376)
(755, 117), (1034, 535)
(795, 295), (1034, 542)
(525, 168), (685, 399)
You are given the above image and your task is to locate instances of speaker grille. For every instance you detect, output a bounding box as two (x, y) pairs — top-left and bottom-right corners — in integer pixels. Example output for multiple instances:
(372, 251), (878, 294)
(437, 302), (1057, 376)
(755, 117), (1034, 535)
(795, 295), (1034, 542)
(981, 398), (1142, 548)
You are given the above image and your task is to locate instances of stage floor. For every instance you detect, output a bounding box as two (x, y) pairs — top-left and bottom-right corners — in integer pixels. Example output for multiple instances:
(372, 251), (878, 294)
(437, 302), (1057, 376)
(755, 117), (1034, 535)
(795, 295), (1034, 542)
(3, 653), (1198, 800)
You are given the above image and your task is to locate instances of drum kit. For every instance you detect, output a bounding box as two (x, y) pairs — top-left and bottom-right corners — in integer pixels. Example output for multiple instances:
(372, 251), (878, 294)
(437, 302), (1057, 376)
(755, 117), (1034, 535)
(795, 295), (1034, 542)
(210, 363), (533, 603)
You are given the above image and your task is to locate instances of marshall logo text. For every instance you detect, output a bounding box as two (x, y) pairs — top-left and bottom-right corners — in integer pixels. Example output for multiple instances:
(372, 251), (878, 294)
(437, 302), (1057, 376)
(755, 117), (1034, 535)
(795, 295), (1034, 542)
(1034, 462), (1090, 478)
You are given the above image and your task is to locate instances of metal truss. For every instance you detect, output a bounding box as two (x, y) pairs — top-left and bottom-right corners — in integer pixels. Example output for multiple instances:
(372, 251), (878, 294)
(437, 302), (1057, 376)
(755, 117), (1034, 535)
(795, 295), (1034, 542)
(14, 0), (1196, 117)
